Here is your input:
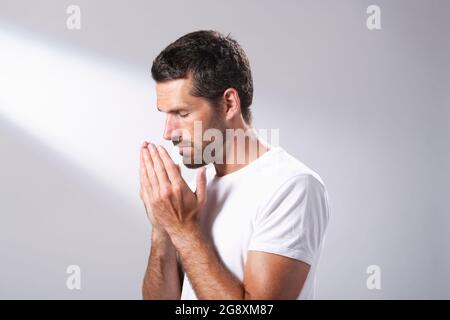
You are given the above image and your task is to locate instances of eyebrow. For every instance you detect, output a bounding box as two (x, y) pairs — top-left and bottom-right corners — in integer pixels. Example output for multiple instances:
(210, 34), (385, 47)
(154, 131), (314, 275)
(156, 106), (190, 113)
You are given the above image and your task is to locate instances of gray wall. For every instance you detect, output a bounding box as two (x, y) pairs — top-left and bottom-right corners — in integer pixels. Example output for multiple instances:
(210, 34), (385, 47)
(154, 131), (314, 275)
(0, 0), (448, 299)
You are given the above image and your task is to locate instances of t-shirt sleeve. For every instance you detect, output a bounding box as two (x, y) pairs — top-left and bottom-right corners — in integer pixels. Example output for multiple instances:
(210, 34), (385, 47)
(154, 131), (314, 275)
(248, 174), (330, 266)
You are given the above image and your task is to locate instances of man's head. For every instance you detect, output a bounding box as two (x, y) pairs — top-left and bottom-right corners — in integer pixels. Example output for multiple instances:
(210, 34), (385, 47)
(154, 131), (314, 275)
(151, 30), (253, 168)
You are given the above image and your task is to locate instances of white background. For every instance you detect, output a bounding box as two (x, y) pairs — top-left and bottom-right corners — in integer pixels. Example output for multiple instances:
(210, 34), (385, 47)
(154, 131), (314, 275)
(0, 0), (449, 299)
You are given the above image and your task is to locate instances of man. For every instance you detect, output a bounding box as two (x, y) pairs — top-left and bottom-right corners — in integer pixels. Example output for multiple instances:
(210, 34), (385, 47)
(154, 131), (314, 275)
(139, 30), (330, 300)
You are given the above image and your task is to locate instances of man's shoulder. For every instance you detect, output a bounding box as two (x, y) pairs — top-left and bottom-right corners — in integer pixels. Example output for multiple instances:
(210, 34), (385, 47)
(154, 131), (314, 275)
(255, 147), (331, 224)
(258, 146), (326, 191)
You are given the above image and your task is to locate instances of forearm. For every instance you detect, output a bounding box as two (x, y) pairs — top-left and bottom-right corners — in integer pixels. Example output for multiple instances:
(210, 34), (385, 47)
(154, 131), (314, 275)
(170, 225), (246, 300)
(142, 228), (182, 300)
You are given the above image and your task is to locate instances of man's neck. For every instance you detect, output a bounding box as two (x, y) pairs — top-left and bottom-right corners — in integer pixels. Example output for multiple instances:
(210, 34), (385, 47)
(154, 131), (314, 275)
(213, 132), (270, 177)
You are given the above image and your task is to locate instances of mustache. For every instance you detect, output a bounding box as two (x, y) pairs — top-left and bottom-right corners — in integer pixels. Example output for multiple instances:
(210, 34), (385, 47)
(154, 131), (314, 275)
(172, 136), (182, 146)
(172, 138), (191, 148)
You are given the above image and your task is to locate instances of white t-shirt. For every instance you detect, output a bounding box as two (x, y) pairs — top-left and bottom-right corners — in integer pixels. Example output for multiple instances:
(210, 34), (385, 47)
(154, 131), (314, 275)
(180, 145), (331, 300)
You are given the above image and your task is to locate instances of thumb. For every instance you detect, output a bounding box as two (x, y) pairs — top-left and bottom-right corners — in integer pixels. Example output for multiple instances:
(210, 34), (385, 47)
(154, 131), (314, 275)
(195, 167), (207, 206)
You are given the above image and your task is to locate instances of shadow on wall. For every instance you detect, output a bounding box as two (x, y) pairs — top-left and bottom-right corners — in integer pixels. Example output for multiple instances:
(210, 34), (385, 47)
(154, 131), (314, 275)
(0, 114), (149, 299)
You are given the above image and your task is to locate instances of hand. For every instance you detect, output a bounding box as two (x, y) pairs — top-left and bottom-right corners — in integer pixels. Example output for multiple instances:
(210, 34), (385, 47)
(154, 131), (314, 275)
(139, 141), (207, 237)
(140, 142), (162, 230)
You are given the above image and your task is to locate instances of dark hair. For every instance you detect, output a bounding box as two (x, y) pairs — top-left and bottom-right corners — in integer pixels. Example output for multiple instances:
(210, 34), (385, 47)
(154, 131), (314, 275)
(151, 30), (253, 123)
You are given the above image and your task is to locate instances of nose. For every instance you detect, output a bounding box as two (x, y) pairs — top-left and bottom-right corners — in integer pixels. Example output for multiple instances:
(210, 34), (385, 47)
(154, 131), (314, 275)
(163, 114), (180, 142)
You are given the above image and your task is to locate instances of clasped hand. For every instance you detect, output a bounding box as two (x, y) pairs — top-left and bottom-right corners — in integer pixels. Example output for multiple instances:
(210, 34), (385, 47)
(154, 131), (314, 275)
(139, 142), (207, 237)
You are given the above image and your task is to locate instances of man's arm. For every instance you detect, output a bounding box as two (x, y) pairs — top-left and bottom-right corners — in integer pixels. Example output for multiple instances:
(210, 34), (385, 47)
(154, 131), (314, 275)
(142, 228), (183, 300)
(140, 143), (310, 299)
(170, 224), (310, 300)
(141, 143), (313, 299)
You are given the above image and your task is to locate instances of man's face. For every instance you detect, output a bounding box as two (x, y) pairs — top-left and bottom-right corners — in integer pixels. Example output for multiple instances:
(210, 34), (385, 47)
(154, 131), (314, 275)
(156, 78), (225, 168)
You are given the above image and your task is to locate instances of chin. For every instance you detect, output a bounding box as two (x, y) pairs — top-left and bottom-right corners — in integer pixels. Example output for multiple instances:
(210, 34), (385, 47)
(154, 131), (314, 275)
(182, 162), (207, 169)
(181, 155), (208, 169)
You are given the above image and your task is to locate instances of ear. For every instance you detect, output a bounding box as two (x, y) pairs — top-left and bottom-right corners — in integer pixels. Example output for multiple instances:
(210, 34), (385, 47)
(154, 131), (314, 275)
(223, 88), (241, 121)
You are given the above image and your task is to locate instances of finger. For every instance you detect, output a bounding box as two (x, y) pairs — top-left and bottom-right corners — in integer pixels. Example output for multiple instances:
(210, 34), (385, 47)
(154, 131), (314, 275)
(140, 176), (151, 207)
(195, 167), (207, 206)
(142, 145), (159, 194)
(140, 149), (153, 198)
(148, 143), (171, 188)
(141, 141), (149, 155)
(139, 174), (153, 221)
(139, 151), (155, 220)
(157, 145), (184, 185)
(140, 151), (152, 194)
(140, 143), (148, 170)
(140, 146), (146, 179)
